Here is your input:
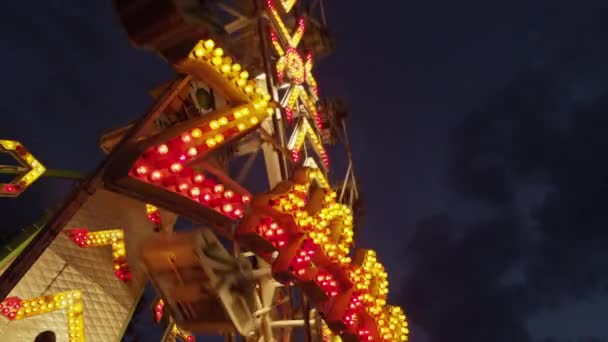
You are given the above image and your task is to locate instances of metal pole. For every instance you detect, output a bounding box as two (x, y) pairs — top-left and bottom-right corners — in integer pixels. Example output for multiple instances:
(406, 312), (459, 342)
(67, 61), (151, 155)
(0, 76), (192, 300)
(270, 319), (315, 328)
(319, 0), (327, 26)
(255, 0), (290, 182)
(303, 296), (312, 342)
(160, 318), (176, 342)
(341, 118), (359, 194)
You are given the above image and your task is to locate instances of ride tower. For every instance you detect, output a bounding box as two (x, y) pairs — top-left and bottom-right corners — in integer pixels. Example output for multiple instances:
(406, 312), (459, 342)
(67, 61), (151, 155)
(0, 1), (409, 341)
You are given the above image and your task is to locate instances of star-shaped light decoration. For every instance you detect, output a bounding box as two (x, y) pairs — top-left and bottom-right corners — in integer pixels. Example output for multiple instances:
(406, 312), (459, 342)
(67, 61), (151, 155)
(267, 0), (322, 128)
(0, 139), (46, 197)
(266, 0), (329, 167)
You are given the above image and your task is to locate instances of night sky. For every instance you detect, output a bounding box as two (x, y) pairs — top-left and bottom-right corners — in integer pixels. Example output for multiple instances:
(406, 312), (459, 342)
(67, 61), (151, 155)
(1, 1), (608, 342)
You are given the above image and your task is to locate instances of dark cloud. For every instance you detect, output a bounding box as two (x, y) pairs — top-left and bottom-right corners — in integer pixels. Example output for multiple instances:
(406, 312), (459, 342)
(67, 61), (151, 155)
(402, 214), (531, 342)
(446, 70), (560, 206)
(402, 7), (608, 341)
(526, 95), (608, 306)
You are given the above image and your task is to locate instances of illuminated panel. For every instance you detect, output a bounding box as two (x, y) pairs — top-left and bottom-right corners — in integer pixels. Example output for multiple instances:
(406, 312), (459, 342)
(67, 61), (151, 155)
(0, 139), (46, 197)
(287, 118), (329, 167)
(104, 38), (271, 227)
(0, 290), (84, 342)
(65, 228), (132, 282)
(237, 166), (410, 341)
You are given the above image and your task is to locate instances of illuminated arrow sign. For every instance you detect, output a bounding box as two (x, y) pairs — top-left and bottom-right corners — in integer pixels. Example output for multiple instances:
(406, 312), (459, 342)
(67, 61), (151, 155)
(0, 140), (46, 197)
(0, 290), (85, 342)
(65, 228), (131, 282)
(104, 38), (273, 232)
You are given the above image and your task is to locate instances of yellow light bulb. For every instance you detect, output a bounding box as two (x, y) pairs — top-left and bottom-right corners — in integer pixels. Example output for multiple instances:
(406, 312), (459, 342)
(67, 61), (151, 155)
(204, 40), (215, 49)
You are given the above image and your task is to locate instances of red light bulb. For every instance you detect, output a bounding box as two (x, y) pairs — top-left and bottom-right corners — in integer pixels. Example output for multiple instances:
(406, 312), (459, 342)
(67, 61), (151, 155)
(136, 166), (148, 175)
(150, 171), (162, 182)
(157, 145), (169, 154)
(170, 163), (183, 173)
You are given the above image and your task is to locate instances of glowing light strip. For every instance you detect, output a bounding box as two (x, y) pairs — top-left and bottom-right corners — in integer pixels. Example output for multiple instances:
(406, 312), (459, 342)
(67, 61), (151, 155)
(284, 85), (324, 131)
(270, 30), (285, 56)
(299, 90), (324, 130)
(283, 85), (303, 110)
(266, 0), (306, 48)
(146, 203), (162, 226)
(0, 139), (46, 197)
(303, 157), (329, 189)
(305, 53), (319, 97)
(153, 298), (165, 324)
(287, 117), (329, 167)
(65, 228), (131, 282)
(0, 290), (85, 342)
(280, 85), (321, 132)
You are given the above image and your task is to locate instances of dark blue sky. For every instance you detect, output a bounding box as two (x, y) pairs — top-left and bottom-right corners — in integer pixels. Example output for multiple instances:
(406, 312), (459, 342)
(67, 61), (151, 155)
(1, 1), (608, 341)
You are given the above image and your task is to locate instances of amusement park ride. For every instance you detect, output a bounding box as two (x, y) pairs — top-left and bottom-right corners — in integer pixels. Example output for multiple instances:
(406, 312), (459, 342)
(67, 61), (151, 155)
(0, 0), (409, 341)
